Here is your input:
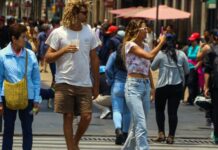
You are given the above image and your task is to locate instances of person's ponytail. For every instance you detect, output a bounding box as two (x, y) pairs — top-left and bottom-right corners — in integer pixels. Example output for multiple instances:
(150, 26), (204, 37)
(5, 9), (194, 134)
(163, 38), (178, 63)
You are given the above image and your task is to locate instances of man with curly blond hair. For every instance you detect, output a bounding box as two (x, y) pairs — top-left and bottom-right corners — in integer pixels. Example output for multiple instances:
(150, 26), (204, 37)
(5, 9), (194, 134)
(45, 0), (99, 150)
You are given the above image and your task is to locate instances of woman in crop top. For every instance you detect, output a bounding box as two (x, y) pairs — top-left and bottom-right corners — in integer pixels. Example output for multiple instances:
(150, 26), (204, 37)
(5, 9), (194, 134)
(121, 19), (165, 150)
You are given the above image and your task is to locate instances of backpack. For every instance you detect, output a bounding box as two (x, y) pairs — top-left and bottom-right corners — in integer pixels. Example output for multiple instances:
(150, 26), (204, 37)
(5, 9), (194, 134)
(98, 39), (111, 65)
(110, 35), (122, 52)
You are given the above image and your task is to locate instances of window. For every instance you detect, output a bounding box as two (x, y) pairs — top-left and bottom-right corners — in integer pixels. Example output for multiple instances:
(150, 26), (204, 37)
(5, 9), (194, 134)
(185, 0), (191, 12)
(168, 0), (173, 6)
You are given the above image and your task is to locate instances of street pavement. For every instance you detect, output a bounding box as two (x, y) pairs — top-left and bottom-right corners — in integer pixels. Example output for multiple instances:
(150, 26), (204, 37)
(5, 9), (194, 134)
(0, 135), (218, 150)
(1, 71), (218, 149)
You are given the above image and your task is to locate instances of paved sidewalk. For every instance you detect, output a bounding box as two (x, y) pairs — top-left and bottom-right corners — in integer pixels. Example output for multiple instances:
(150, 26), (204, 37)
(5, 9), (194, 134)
(0, 71), (217, 150)
(9, 101), (212, 138)
(0, 71), (213, 139)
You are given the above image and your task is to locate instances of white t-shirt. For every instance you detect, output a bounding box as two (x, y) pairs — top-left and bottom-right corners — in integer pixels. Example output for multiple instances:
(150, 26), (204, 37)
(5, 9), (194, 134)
(45, 25), (98, 87)
(84, 23), (102, 46)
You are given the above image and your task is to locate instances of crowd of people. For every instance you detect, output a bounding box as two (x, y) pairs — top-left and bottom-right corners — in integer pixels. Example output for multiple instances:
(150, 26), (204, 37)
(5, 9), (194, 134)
(0, 0), (218, 150)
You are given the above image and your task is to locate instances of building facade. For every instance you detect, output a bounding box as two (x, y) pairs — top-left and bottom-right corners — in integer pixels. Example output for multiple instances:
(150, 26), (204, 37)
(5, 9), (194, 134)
(0, 0), (56, 20)
(92, 0), (218, 41)
(0, 0), (217, 35)
(0, 0), (34, 19)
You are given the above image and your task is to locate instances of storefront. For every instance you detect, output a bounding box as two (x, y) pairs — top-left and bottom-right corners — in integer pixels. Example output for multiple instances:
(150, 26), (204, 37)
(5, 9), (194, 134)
(206, 0), (218, 30)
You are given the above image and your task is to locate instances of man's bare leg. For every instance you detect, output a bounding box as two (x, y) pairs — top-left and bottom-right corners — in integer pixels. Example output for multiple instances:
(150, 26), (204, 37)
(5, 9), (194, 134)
(74, 113), (92, 148)
(63, 113), (75, 150)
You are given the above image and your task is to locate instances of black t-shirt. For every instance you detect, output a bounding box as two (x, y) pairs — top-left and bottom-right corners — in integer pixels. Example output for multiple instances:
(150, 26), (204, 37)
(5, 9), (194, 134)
(204, 43), (218, 88)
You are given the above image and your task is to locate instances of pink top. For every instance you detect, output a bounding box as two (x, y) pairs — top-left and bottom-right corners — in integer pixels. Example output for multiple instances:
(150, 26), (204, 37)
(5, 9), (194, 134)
(188, 59), (204, 89)
(125, 41), (151, 76)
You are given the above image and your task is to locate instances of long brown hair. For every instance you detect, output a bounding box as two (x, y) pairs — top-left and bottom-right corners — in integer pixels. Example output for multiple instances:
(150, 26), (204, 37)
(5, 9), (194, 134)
(121, 19), (146, 61)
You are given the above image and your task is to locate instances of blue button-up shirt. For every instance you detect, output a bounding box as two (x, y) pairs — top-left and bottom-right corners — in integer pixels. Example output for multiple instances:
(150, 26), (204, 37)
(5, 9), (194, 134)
(105, 52), (127, 86)
(0, 43), (41, 103)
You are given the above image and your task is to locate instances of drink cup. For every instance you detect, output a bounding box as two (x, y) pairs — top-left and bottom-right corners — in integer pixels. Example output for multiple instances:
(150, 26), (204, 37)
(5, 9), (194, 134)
(71, 39), (80, 50)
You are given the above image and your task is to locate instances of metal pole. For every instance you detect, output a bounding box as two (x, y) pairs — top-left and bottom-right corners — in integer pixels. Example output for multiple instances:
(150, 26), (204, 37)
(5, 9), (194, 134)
(116, 0), (122, 25)
(18, 0), (21, 19)
(156, 0), (160, 37)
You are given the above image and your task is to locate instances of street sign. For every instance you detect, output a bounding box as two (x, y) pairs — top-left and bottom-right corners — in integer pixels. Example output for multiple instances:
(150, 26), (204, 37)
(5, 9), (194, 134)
(207, 0), (217, 9)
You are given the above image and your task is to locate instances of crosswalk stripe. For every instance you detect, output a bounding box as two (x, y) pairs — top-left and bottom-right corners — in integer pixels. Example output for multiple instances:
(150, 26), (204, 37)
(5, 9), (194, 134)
(0, 136), (121, 150)
(1, 136), (218, 150)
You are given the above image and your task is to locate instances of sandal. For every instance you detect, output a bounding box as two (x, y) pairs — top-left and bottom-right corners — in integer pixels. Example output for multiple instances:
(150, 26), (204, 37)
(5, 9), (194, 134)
(154, 132), (166, 142)
(166, 135), (174, 144)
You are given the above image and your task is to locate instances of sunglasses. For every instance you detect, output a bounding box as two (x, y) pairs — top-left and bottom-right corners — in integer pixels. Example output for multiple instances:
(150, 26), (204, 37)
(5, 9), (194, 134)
(139, 27), (148, 31)
(80, 11), (88, 15)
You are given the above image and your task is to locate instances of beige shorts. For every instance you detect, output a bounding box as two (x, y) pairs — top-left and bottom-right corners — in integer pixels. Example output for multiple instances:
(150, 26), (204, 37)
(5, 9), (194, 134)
(54, 83), (92, 114)
(94, 95), (111, 107)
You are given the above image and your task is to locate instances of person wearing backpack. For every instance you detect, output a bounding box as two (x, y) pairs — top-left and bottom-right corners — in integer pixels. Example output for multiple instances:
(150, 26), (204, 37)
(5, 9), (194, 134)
(105, 44), (131, 145)
(204, 29), (218, 144)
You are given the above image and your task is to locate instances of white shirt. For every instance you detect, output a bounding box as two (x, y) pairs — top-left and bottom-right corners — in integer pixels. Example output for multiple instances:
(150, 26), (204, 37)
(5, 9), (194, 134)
(84, 23), (102, 46)
(45, 25), (98, 87)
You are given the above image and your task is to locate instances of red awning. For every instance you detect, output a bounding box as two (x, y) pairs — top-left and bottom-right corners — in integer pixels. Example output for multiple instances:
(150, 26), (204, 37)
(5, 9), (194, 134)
(117, 7), (147, 18)
(110, 5), (191, 20)
(133, 5), (191, 20)
(109, 7), (143, 15)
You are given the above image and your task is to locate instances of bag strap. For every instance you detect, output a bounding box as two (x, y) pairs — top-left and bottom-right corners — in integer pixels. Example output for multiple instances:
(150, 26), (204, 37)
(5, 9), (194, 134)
(173, 61), (185, 82)
(24, 50), (28, 97)
(166, 53), (184, 84)
(24, 49), (28, 78)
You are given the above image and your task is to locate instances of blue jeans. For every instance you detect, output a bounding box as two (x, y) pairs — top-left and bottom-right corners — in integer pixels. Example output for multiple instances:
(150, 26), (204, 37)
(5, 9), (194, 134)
(111, 81), (131, 133)
(122, 78), (151, 150)
(2, 98), (34, 150)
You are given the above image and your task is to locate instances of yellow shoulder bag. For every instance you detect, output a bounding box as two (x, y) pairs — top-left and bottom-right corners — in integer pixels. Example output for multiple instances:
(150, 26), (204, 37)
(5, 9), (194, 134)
(4, 51), (28, 110)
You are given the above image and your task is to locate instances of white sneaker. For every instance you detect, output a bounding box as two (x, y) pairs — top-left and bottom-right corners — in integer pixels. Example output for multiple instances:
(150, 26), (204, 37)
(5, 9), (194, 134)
(100, 108), (111, 119)
(47, 98), (53, 109)
(211, 123), (214, 130)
